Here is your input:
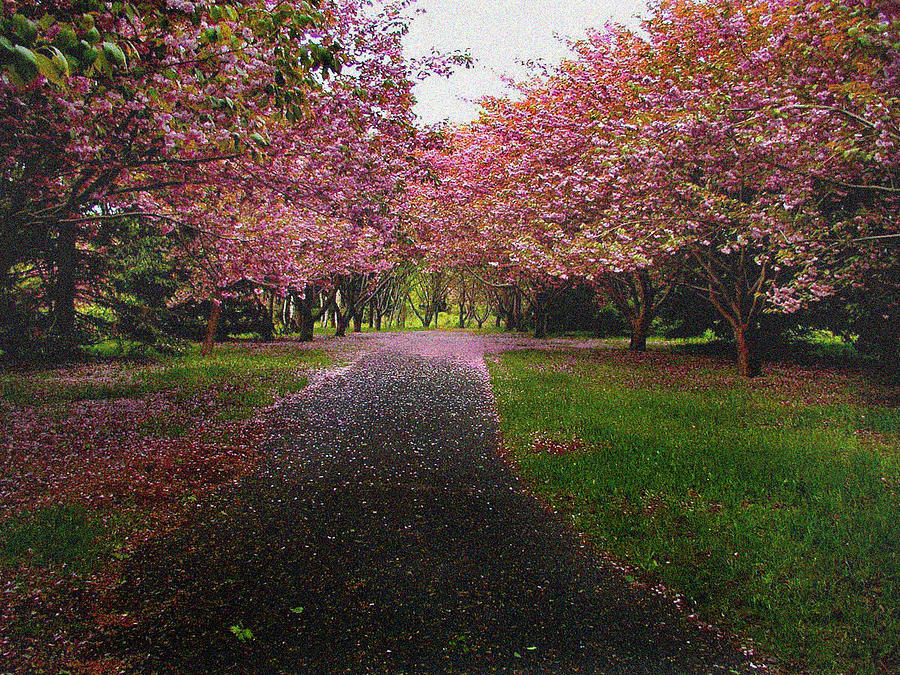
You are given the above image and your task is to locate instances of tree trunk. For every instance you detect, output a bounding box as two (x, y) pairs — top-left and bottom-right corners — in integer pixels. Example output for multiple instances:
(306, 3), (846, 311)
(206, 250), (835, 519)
(512, 292), (524, 332)
(201, 297), (222, 356)
(532, 291), (550, 339)
(281, 296), (292, 331)
(52, 221), (78, 353)
(629, 310), (651, 351)
(532, 292), (549, 338)
(628, 271), (654, 351)
(534, 313), (548, 338)
(732, 321), (760, 377)
(335, 305), (350, 337)
(267, 293), (276, 339)
(296, 293), (314, 342)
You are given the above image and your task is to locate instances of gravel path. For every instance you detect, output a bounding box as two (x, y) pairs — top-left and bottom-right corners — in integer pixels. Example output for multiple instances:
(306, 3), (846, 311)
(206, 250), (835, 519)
(106, 332), (752, 673)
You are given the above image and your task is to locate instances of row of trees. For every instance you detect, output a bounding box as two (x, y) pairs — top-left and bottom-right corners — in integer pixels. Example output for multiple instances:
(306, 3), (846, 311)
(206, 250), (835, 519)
(1, 0), (467, 356)
(2, 0), (897, 374)
(412, 0), (899, 375)
(124, 265), (564, 346)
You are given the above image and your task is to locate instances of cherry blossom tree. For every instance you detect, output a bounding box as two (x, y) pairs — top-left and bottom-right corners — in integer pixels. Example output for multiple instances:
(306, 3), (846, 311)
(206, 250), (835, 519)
(1, 0), (463, 354)
(596, 0), (900, 374)
(2, 0), (338, 350)
(418, 0), (898, 374)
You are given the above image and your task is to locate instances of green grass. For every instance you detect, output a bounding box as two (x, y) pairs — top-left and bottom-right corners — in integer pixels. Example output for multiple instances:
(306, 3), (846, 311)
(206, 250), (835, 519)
(1, 504), (110, 573)
(0, 342), (334, 416)
(489, 349), (900, 674)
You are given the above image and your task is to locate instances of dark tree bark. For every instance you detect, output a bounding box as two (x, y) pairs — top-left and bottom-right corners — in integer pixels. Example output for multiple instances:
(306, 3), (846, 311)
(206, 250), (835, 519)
(598, 270), (669, 353)
(52, 221), (78, 353)
(530, 286), (560, 339)
(201, 296), (222, 356)
(732, 321), (760, 378)
(335, 301), (351, 337)
(293, 292), (314, 342)
(532, 297), (549, 338)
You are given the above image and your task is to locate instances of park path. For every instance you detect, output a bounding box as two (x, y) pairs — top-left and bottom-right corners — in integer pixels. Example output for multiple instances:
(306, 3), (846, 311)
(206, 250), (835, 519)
(106, 332), (752, 673)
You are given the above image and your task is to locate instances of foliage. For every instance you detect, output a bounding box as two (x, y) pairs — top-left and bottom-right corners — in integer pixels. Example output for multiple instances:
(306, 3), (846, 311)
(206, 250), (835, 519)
(1, 0), (468, 355)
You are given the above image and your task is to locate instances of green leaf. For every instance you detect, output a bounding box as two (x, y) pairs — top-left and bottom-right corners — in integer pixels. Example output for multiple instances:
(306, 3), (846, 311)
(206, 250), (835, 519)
(91, 46), (109, 75)
(34, 51), (65, 85)
(84, 27), (101, 45)
(78, 41), (99, 67)
(12, 14), (39, 46)
(55, 25), (78, 49)
(249, 132), (269, 147)
(229, 623), (254, 642)
(12, 44), (38, 70)
(289, 606), (304, 614)
(101, 41), (127, 68)
(48, 46), (71, 78)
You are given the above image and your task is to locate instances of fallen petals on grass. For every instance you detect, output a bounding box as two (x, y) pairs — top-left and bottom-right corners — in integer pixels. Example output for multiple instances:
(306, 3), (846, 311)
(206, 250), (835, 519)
(0, 345), (329, 671)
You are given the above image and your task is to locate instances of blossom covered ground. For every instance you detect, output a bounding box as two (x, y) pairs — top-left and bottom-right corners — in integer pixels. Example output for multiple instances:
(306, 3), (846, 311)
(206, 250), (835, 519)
(0, 341), (348, 670)
(0, 333), (895, 671)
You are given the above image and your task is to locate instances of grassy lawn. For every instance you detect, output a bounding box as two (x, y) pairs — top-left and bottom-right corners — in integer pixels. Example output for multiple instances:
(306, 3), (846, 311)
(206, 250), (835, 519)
(489, 348), (899, 674)
(0, 340), (344, 670)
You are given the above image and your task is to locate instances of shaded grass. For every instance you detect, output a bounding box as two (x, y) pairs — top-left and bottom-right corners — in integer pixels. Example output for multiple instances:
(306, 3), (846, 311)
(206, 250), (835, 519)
(0, 504), (146, 573)
(0, 342), (333, 416)
(0, 340), (340, 556)
(489, 349), (900, 674)
(0, 340), (346, 669)
(0, 504), (106, 573)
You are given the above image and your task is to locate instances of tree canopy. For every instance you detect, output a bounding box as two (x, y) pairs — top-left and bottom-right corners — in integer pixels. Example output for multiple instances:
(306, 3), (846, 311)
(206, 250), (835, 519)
(2, 0), (897, 373)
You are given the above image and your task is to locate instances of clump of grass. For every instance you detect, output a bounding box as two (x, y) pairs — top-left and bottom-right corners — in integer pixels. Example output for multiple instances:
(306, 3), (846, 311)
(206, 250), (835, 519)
(0, 504), (107, 573)
(490, 349), (900, 674)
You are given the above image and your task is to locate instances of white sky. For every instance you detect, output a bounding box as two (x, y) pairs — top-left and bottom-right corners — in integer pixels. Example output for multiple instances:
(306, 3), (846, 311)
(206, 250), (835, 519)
(403, 0), (649, 126)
